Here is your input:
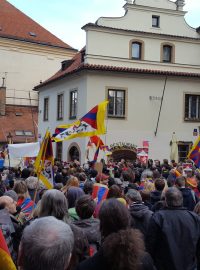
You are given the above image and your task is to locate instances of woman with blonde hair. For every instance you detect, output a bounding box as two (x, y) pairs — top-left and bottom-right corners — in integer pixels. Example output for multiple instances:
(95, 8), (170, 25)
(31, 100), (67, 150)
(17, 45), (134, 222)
(62, 176), (79, 194)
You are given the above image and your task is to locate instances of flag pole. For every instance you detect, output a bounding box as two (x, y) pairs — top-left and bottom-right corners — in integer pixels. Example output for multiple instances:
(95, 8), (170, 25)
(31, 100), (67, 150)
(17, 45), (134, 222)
(30, 131), (49, 217)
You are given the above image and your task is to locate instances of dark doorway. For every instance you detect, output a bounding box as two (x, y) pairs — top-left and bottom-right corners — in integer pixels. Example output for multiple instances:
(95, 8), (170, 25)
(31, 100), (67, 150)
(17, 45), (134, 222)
(69, 146), (80, 161)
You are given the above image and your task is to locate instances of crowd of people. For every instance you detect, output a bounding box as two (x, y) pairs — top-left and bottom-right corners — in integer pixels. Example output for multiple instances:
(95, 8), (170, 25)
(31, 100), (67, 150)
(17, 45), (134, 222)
(0, 157), (200, 270)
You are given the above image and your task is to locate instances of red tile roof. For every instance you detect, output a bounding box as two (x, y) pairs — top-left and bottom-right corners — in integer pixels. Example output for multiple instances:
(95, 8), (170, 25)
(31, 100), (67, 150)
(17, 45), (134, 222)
(35, 49), (200, 89)
(0, 0), (76, 50)
(0, 105), (38, 143)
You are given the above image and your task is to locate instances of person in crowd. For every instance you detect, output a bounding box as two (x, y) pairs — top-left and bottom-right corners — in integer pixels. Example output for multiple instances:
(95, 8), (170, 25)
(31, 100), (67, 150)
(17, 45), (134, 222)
(186, 171), (200, 198)
(25, 170), (44, 202)
(194, 201), (200, 216)
(77, 199), (155, 270)
(18, 217), (74, 270)
(83, 181), (93, 195)
(39, 189), (89, 270)
(77, 172), (87, 189)
(0, 195), (20, 261)
(107, 184), (123, 199)
(140, 190), (152, 210)
(146, 187), (200, 270)
(66, 187), (85, 220)
(175, 176), (197, 210)
(139, 170), (154, 192)
(62, 176), (80, 195)
(150, 178), (165, 206)
(0, 173), (6, 196)
(74, 195), (101, 255)
(126, 189), (153, 237)
(13, 181), (35, 219)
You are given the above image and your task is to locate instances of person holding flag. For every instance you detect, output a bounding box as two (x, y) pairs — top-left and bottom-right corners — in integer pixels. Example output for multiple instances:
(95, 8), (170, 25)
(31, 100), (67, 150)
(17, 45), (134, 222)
(34, 130), (54, 190)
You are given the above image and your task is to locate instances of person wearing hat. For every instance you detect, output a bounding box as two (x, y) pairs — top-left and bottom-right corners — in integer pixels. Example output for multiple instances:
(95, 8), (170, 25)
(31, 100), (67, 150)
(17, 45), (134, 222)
(185, 167), (200, 199)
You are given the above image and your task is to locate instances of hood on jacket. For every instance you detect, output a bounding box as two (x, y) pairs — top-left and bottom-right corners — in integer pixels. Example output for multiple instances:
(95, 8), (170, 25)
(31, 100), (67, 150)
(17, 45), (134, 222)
(129, 203), (153, 219)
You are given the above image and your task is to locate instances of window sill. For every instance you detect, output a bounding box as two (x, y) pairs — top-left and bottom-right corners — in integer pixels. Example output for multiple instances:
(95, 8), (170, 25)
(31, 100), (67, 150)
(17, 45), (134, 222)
(131, 57), (142, 61)
(108, 115), (126, 119)
(184, 118), (200, 122)
(69, 116), (77, 120)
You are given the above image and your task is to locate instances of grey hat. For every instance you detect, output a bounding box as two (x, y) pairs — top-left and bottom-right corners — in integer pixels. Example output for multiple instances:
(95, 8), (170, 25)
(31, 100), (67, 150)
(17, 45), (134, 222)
(4, 190), (18, 202)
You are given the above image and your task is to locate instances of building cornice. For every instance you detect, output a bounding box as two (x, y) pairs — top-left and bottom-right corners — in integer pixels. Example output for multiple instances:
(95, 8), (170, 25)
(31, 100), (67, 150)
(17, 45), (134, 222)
(82, 23), (200, 42)
(0, 34), (77, 53)
(0, 36), (77, 57)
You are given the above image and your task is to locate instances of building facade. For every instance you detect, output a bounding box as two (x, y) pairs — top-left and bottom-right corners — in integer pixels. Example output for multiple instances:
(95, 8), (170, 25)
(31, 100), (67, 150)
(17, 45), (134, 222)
(36, 0), (200, 163)
(0, 0), (77, 145)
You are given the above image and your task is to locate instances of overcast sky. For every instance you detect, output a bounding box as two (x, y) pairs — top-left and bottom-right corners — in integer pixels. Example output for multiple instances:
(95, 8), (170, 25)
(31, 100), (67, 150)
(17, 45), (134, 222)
(8, 0), (200, 50)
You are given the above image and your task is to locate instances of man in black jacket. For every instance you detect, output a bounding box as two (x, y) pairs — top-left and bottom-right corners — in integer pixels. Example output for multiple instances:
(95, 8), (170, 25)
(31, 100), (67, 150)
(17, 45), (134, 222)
(126, 189), (153, 237)
(175, 176), (197, 210)
(146, 187), (200, 270)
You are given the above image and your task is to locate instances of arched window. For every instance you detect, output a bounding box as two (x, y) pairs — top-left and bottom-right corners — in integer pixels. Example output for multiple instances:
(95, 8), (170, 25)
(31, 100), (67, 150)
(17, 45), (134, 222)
(131, 42), (142, 60)
(162, 45), (173, 63)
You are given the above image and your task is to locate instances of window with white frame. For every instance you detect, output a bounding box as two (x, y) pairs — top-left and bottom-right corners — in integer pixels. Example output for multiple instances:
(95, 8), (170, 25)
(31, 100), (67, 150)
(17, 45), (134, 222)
(57, 94), (64, 120)
(185, 94), (200, 121)
(43, 97), (49, 121)
(69, 90), (77, 119)
(108, 89), (126, 118)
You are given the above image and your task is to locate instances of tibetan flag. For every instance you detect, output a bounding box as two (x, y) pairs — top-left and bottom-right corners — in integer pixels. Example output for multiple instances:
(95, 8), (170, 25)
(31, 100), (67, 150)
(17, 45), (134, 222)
(0, 229), (16, 270)
(52, 100), (108, 142)
(188, 136), (200, 168)
(34, 130), (54, 189)
(92, 183), (109, 204)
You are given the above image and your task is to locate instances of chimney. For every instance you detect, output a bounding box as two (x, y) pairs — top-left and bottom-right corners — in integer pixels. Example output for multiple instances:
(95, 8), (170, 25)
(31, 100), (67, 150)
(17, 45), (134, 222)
(0, 78), (6, 116)
(176, 0), (185, 11)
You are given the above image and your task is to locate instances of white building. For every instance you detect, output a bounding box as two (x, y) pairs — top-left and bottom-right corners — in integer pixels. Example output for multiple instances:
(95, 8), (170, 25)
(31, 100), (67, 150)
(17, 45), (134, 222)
(36, 0), (200, 163)
(0, 0), (76, 145)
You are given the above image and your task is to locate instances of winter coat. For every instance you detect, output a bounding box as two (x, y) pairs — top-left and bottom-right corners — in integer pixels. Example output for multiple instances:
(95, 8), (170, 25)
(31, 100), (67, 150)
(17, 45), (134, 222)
(76, 248), (156, 270)
(146, 207), (200, 270)
(74, 218), (101, 247)
(150, 190), (162, 205)
(129, 203), (153, 236)
(179, 187), (196, 211)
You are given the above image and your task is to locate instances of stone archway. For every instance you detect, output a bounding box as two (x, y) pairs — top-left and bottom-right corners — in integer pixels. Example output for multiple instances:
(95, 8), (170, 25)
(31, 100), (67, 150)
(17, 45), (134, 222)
(68, 143), (81, 162)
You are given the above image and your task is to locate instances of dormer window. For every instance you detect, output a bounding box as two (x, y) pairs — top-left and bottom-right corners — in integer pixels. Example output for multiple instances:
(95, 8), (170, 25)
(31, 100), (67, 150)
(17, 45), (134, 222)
(29, 32), (37, 37)
(131, 42), (142, 60)
(152, 16), (160, 28)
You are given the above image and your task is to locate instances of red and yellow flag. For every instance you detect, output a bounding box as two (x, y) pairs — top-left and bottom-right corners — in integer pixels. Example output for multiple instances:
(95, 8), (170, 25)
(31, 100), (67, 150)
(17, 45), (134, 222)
(0, 229), (16, 270)
(34, 130), (54, 189)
